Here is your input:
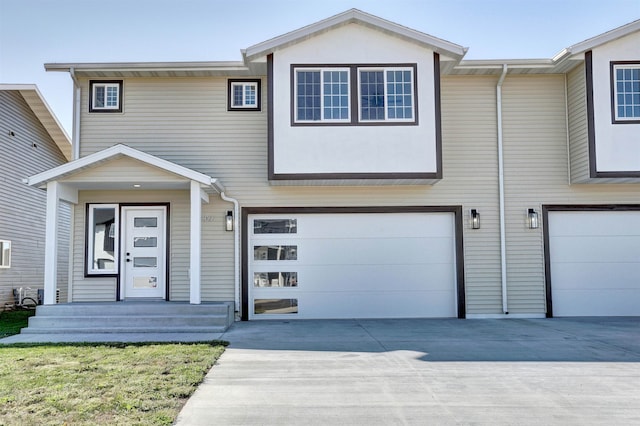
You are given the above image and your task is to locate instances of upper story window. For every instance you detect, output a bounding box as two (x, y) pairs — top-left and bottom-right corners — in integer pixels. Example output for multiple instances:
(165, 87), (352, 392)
(292, 64), (417, 126)
(89, 80), (123, 113)
(611, 62), (640, 123)
(228, 79), (261, 111)
(359, 68), (414, 122)
(295, 68), (350, 122)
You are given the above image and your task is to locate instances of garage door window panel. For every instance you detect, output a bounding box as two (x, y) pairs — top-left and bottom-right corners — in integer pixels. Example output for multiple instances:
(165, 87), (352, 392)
(255, 299), (298, 315)
(253, 245), (298, 261)
(254, 272), (298, 287)
(253, 219), (297, 234)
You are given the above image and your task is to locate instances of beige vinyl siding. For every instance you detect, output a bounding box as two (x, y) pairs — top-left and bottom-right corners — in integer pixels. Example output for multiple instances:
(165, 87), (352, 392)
(502, 74), (640, 314)
(75, 75), (505, 314)
(64, 157), (190, 185)
(0, 90), (69, 307)
(567, 63), (590, 183)
(71, 191), (235, 302)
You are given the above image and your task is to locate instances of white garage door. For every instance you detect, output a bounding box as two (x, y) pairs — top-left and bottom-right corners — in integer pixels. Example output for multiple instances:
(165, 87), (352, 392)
(248, 212), (458, 320)
(548, 210), (640, 316)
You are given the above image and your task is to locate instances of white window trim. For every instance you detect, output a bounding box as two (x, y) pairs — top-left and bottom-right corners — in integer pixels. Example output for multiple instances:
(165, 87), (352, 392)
(231, 81), (258, 108)
(612, 63), (640, 122)
(358, 67), (415, 123)
(90, 81), (122, 112)
(0, 240), (11, 268)
(87, 204), (119, 275)
(293, 67), (351, 123)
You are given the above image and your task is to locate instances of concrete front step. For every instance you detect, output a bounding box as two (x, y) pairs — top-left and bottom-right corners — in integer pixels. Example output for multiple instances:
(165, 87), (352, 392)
(34, 302), (232, 317)
(28, 315), (230, 329)
(21, 302), (235, 335)
(21, 326), (228, 334)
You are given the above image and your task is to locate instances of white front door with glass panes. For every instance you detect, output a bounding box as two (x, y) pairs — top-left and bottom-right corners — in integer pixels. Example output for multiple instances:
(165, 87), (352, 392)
(122, 206), (166, 299)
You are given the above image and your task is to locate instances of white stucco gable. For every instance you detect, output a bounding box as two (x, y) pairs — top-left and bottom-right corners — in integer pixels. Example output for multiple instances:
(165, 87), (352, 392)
(243, 8), (467, 63)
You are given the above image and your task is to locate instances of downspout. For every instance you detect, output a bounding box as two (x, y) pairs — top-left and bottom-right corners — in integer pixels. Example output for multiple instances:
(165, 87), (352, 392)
(497, 64), (509, 315)
(564, 73), (571, 183)
(69, 68), (81, 160)
(220, 192), (240, 314)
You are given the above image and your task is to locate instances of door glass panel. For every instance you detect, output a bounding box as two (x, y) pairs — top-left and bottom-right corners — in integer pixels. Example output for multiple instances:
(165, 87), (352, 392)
(254, 245), (297, 260)
(254, 299), (298, 314)
(134, 217), (158, 228)
(254, 272), (298, 287)
(133, 257), (157, 268)
(90, 206), (117, 273)
(253, 219), (297, 234)
(134, 237), (157, 248)
(133, 276), (158, 288)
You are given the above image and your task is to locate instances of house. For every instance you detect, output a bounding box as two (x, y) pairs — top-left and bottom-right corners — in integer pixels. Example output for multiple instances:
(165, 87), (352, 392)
(28, 9), (640, 320)
(0, 85), (71, 308)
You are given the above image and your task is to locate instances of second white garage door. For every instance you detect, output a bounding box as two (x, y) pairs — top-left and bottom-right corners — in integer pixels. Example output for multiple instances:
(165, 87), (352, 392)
(547, 210), (640, 316)
(248, 212), (458, 320)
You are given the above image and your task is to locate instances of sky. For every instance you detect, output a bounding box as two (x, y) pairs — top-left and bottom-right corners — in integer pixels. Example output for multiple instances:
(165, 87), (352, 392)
(1, 0), (639, 137)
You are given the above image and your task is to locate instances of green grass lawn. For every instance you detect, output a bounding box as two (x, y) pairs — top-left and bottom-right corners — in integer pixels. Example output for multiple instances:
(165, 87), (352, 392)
(0, 309), (36, 338)
(0, 311), (226, 425)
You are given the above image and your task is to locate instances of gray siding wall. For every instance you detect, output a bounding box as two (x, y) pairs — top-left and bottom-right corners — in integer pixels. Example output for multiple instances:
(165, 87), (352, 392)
(567, 63), (590, 183)
(0, 91), (69, 307)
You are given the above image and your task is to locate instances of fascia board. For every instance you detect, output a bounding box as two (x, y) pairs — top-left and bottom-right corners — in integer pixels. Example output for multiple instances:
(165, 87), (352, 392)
(44, 61), (248, 73)
(556, 19), (640, 58)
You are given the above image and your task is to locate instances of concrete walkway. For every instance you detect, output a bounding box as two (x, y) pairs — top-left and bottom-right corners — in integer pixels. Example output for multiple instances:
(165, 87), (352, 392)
(2, 317), (639, 424)
(175, 318), (640, 426)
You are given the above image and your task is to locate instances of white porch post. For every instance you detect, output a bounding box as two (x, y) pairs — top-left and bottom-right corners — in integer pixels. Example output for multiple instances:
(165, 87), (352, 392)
(43, 182), (60, 305)
(43, 181), (78, 305)
(190, 180), (203, 304)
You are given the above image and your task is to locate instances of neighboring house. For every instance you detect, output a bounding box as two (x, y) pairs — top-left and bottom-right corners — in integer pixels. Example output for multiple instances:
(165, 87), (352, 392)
(28, 9), (640, 320)
(0, 85), (71, 308)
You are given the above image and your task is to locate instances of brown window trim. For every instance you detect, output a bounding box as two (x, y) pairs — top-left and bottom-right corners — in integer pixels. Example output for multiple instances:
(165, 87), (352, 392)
(290, 63), (419, 126)
(89, 80), (123, 113)
(610, 61), (640, 125)
(228, 79), (262, 111)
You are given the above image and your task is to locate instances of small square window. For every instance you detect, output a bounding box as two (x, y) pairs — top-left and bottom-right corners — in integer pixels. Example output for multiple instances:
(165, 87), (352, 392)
(611, 62), (640, 123)
(90, 80), (123, 113)
(0, 240), (11, 268)
(228, 80), (261, 111)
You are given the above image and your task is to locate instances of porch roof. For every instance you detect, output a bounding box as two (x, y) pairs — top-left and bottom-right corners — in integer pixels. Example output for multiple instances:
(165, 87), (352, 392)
(24, 144), (225, 193)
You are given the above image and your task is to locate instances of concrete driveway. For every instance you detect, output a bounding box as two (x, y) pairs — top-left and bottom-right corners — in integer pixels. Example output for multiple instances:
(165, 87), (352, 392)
(176, 318), (640, 425)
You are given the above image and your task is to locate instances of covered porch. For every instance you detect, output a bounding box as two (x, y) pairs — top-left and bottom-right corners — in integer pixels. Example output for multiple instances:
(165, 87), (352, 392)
(24, 144), (233, 306)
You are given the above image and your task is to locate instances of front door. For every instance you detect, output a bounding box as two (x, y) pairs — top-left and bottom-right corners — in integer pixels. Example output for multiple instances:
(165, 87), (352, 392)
(121, 206), (167, 299)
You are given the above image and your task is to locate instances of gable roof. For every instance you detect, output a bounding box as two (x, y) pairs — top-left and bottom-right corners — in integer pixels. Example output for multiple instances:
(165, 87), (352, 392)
(42, 11), (639, 78)
(452, 18), (640, 76)
(243, 8), (468, 62)
(0, 84), (71, 160)
(25, 143), (225, 192)
(555, 18), (640, 60)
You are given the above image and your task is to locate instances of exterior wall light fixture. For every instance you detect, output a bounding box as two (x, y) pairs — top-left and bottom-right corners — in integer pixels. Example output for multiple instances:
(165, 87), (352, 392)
(225, 210), (234, 231)
(527, 208), (539, 229)
(470, 209), (480, 229)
